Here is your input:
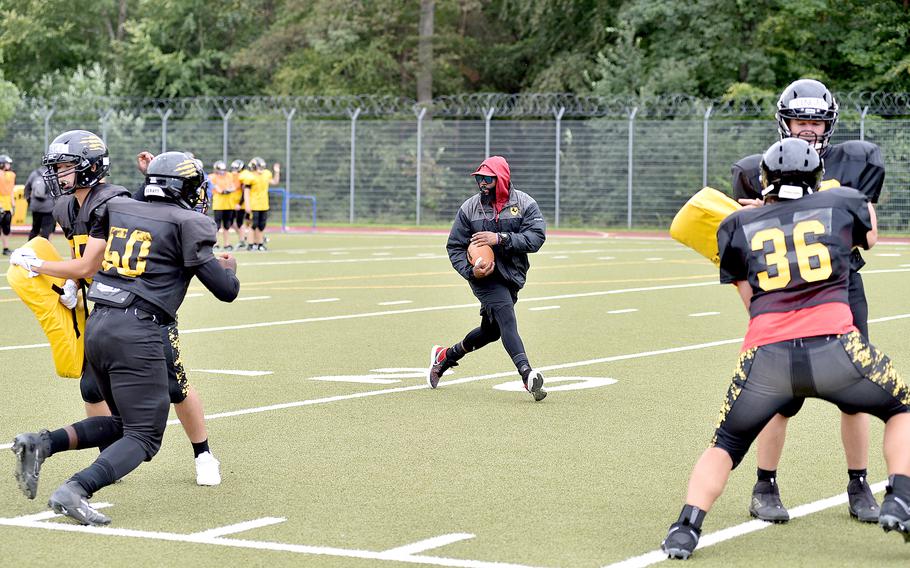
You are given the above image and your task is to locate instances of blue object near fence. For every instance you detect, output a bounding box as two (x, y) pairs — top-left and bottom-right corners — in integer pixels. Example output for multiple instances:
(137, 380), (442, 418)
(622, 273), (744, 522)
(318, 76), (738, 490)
(268, 187), (317, 231)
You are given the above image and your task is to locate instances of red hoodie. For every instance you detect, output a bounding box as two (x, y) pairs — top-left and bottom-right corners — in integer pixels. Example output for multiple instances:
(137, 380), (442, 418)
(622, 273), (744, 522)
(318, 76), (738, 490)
(471, 156), (511, 217)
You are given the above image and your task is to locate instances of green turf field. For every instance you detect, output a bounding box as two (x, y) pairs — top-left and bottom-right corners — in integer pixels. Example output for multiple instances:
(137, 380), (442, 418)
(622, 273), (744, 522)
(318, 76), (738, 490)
(1, 231), (909, 567)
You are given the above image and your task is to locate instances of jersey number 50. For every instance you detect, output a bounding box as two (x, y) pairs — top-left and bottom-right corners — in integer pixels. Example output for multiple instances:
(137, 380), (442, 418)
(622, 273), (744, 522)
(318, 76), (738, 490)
(102, 228), (153, 278)
(751, 220), (832, 291)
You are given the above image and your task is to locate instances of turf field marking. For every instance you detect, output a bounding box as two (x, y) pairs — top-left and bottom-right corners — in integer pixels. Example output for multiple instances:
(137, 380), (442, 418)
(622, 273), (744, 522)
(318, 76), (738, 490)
(875, 253), (901, 257)
(688, 312), (720, 317)
(552, 255), (569, 259)
(603, 481), (888, 568)
(306, 297), (340, 303)
(190, 369), (274, 377)
(528, 306), (560, 311)
(9, 503), (114, 523)
(493, 377), (617, 392)
(0, 514), (543, 568)
(378, 300), (413, 305)
(381, 533), (475, 555)
(185, 293), (204, 298)
(189, 517), (286, 538)
(237, 295), (271, 302)
(372, 252), (393, 256)
(597, 256), (615, 260)
(607, 309), (638, 314)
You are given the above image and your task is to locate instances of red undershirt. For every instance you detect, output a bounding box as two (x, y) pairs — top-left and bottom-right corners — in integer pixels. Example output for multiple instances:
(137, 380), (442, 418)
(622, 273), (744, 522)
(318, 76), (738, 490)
(742, 302), (856, 351)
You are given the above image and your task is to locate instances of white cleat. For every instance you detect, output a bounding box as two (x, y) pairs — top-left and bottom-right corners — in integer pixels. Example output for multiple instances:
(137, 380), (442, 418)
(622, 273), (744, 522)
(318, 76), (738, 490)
(195, 451), (221, 486)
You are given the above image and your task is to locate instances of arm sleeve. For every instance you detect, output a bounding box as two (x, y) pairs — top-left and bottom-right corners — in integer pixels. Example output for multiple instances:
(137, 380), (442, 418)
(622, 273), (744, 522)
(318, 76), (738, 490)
(849, 194), (874, 250)
(855, 146), (885, 203)
(717, 217), (748, 284)
(181, 214), (218, 267)
(731, 159), (761, 201)
(502, 199), (546, 253)
(194, 257), (240, 302)
(446, 208), (475, 281)
(88, 202), (111, 240)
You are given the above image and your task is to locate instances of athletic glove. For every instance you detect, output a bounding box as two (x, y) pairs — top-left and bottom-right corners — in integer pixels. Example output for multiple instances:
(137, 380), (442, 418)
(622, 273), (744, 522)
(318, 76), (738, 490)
(9, 247), (43, 278)
(59, 279), (78, 309)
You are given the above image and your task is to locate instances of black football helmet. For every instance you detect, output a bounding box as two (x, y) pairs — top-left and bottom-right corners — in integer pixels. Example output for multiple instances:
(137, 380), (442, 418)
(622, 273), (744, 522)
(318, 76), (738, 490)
(42, 130), (110, 197)
(230, 159), (244, 171)
(760, 138), (824, 200)
(143, 151), (207, 211)
(776, 79), (838, 150)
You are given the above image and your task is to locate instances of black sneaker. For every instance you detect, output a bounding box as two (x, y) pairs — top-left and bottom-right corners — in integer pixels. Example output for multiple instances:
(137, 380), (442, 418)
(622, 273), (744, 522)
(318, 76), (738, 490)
(661, 521), (700, 560)
(2, 248), (10, 256)
(848, 476), (880, 523)
(48, 481), (111, 526)
(749, 479), (789, 523)
(880, 490), (910, 542)
(258, 244), (267, 252)
(247, 243), (255, 251)
(427, 345), (453, 388)
(525, 370), (547, 402)
(12, 430), (51, 499)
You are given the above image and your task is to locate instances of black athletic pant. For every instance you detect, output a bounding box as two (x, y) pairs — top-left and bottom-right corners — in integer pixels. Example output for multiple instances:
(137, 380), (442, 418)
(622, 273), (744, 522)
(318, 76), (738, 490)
(70, 305), (170, 495)
(28, 211), (55, 239)
(460, 275), (529, 372)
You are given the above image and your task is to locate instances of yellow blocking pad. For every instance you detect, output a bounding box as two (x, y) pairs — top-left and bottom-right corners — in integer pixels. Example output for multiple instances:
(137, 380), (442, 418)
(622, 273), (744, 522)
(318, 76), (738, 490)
(669, 187), (742, 266)
(5, 237), (85, 378)
(12, 185), (26, 225)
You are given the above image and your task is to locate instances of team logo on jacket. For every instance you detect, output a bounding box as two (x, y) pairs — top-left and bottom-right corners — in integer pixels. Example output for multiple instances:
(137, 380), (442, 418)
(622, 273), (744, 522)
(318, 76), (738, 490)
(510, 206), (519, 216)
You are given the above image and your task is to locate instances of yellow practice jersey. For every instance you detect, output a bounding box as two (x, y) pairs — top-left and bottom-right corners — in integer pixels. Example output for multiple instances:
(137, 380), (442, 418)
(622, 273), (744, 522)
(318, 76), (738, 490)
(210, 172), (236, 210)
(0, 170), (15, 210)
(242, 169), (271, 211)
(229, 171), (243, 208)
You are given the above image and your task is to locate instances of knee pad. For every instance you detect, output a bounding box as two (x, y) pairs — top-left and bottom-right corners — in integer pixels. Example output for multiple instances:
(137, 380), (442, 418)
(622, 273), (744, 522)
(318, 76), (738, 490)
(73, 416), (122, 450)
(80, 374), (105, 404)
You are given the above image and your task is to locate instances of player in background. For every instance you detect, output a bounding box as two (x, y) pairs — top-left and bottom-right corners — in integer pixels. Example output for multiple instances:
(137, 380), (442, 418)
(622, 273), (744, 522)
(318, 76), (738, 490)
(732, 79), (886, 523)
(209, 160), (236, 251)
(239, 157), (279, 251)
(428, 156), (547, 402)
(661, 138), (910, 560)
(229, 159), (249, 248)
(0, 154), (15, 255)
(10, 151), (239, 525)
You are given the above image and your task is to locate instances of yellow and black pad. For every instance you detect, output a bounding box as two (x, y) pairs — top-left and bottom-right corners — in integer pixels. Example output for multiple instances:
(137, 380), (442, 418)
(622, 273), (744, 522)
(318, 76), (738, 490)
(669, 187), (742, 266)
(5, 237), (85, 378)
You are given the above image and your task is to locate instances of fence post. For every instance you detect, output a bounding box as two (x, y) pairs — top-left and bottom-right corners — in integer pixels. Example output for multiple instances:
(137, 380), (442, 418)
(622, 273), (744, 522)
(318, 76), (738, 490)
(43, 108), (55, 150)
(283, 108), (296, 232)
(218, 108), (234, 164)
(702, 105), (713, 188)
(100, 109), (113, 144)
(348, 107), (361, 224)
(156, 108), (173, 153)
(627, 107), (638, 229)
(483, 107), (495, 157)
(860, 105), (869, 141)
(415, 106), (427, 225)
(553, 106), (565, 228)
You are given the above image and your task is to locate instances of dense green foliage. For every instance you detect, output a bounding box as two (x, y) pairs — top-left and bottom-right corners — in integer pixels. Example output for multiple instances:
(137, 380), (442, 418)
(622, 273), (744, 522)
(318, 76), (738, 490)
(0, 0), (908, 99)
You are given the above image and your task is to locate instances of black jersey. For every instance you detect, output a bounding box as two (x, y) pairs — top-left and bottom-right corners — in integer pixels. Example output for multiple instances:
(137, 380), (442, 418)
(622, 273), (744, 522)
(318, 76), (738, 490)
(88, 197), (219, 320)
(732, 140), (885, 203)
(52, 183), (131, 260)
(717, 187), (872, 319)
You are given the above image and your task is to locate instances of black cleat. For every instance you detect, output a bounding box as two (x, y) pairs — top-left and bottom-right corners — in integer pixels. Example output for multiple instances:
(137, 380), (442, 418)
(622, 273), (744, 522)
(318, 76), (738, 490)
(48, 482), (111, 526)
(661, 522), (700, 560)
(749, 479), (789, 523)
(848, 477), (880, 523)
(427, 345), (456, 388)
(12, 430), (51, 500)
(880, 490), (910, 542)
(525, 370), (547, 402)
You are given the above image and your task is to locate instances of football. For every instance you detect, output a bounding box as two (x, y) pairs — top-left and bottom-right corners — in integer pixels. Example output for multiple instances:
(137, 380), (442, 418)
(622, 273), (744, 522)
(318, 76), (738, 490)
(467, 242), (494, 270)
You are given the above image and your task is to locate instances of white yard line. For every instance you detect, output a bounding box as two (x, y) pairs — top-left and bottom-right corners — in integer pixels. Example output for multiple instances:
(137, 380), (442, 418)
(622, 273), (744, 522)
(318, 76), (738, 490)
(528, 306), (560, 311)
(9, 503), (113, 523)
(189, 517), (287, 538)
(0, 516), (544, 568)
(189, 370), (273, 377)
(306, 298), (340, 304)
(688, 312), (720, 317)
(603, 481), (888, 568)
(381, 533), (475, 556)
(607, 309), (638, 314)
(237, 296), (271, 302)
(378, 300), (413, 306)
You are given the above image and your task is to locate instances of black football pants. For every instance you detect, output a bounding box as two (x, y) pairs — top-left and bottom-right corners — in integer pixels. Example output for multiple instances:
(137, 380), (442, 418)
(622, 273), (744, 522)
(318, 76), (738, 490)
(464, 276), (530, 372)
(70, 305), (170, 495)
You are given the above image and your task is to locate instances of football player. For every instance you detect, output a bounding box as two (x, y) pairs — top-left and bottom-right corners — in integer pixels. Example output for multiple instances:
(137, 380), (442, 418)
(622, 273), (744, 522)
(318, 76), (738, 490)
(10, 152), (239, 525)
(239, 157), (279, 251)
(661, 138), (910, 560)
(427, 156), (548, 401)
(731, 79), (886, 523)
(209, 160), (236, 251)
(0, 154), (15, 255)
(229, 159), (248, 248)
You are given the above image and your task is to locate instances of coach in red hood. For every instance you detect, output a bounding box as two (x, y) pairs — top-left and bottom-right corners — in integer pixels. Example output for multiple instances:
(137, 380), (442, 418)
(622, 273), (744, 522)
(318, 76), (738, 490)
(425, 155), (548, 402)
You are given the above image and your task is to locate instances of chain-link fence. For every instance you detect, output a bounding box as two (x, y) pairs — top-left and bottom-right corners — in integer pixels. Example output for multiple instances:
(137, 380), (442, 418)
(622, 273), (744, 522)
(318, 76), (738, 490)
(1, 93), (908, 231)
